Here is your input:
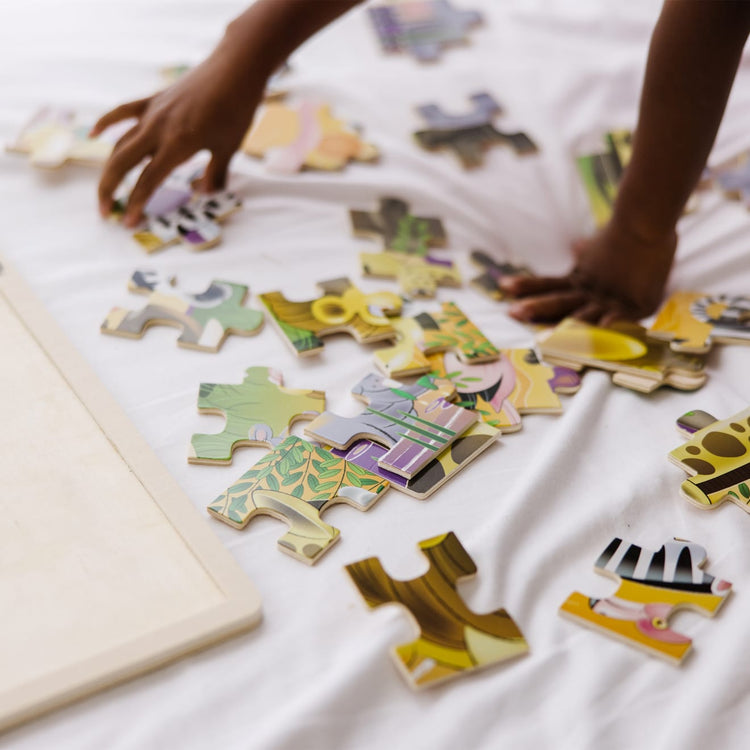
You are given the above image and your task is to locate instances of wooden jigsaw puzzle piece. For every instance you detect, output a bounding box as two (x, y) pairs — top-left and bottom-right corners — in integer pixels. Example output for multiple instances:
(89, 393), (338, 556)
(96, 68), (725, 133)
(330, 419), (498, 499)
(189, 366), (326, 464)
(669, 406), (750, 512)
(346, 531), (528, 688)
(207, 436), (389, 564)
(305, 373), (477, 479)
(560, 537), (731, 664)
(373, 316), (433, 378)
(469, 250), (533, 300)
(360, 251), (460, 298)
(712, 151), (750, 207)
(350, 197), (447, 255)
(416, 301), (499, 363)
(101, 270), (264, 352)
(260, 277), (401, 357)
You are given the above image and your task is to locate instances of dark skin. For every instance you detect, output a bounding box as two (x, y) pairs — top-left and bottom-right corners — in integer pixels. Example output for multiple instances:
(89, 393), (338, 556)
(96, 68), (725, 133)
(93, 0), (750, 322)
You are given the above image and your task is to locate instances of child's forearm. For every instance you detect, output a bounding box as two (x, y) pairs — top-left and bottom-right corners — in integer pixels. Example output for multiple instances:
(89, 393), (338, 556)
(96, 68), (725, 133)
(614, 0), (750, 243)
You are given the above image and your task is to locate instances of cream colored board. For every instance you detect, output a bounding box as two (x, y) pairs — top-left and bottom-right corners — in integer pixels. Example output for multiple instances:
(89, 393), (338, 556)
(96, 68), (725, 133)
(0, 259), (261, 733)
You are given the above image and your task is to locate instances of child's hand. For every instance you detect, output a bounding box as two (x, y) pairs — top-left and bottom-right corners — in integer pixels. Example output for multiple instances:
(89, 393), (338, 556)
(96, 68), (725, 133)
(92, 46), (267, 227)
(499, 219), (678, 325)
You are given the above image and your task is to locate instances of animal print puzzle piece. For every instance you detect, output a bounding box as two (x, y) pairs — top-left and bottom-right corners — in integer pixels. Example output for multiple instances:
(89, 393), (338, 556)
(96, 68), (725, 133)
(6, 106), (116, 169)
(414, 92), (537, 168)
(537, 318), (707, 393)
(560, 537), (731, 664)
(260, 277), (402, 357)
(241, 99), (378, 173)
(649, 291), (750, 353)
(416, 301), (499, 363)
(712, 151), (750, 207)
(469, 250), (533, 300)
(360, 251), (461, 298)
(305, 373), (477, 479)
(368, 0), (483, 62)
(207, 436), (389, 565)
(189, 366), (325, 465)
(350, 197), (447, 255)
(428, 348), (580, 431)
(101, 270), (264, 352)
(669, 406), (750, 512)
(346, 531), (528, 688)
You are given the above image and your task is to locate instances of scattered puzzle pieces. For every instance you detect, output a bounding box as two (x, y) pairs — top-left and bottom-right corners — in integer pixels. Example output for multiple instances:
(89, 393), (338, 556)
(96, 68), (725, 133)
(560, 537), (731, 664)
(669, 406), (750, 512)
(260, 277), (401, 357)
(346, 531), (528, 688)
(414, 92), (537, 168)
(207, 436), (389, 564)
(648, 291), (750, 353)
(306, 373), (477, 479)
(241, 98), (378, 173)
(469, 250), (533, 300)
(537, 318), (707, 392)
(101, 270), (264, 352)
(368, 0), (483, 62)
(189, 366), (325, 465)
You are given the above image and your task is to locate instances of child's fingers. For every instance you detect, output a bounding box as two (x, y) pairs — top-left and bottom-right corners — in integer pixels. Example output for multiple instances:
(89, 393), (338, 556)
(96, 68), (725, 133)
(499, 275), (573, 297)
(123, 149), (182, 227)
(201, 150), (233, 192)
(508, 290), (590, 322)
(571, 301), (605, 323)
(90, 98), (150, 136)
(98, 132), (153, 216)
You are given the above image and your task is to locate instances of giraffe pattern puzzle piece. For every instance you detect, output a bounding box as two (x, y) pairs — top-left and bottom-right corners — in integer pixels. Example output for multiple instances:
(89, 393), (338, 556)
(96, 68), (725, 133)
(428, 348), (581, 431)
(241, 99), (378, 173)
(101, 270), (264, 352)
(346, 531), (528, 688)
(189, 366), (326, 465)
(669, 406), (750, 512)
(207, 436), (389, 564)
(305, 373), (477, 480)
(414, 92), (537, 168)
(368, 0), (483, 62)
(537, 318), (707, 393)
(560, 537), (731, 664)
(469, 250), (533, 301)
(260, 277), (402, 357)
(648, 291), (750, 353)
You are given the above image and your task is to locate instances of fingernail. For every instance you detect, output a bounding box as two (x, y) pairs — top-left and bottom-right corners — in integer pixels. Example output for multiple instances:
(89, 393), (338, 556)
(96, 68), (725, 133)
(99, 199), (111, 218)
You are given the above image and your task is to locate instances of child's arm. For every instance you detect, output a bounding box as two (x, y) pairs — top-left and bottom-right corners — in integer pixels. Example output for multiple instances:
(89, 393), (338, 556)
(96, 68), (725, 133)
(502, 0), (750, 324)
(92, 0), (365, 226)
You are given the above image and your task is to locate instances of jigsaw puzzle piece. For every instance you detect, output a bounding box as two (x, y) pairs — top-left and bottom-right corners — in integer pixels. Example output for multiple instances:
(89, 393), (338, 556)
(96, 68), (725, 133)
(260, 277), (401, 357)
(101, 270), (263, 352)
(346, 531), (528, 688)
(207, 436), (389, 564)
(669, 406), (750, 512)
(373, 316), (433, 378)
(416, 301), (499, 363)
(560, 537), (731, 663)
(189, 366), (325, 464)
(469, 250), (533, 300)
(360, 251), (460, 298)
(712, 151), (750, 207)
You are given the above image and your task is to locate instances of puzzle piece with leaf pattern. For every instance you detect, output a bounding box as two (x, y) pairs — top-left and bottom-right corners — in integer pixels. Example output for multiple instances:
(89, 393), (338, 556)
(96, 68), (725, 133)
(560, 537), (731, 664)
(207, 436), (389, 564)
(101, 270), (263, 352)
(669, 406), (750, 513)
(260, 277), (401, 357)
(469, 250), (533, 300)
(346, 531), (528, 688)
(189, 366), (325, 465)
(242, 98), (378, 173)
(368, 0), (483, 62)
(414, 92), (537, 168)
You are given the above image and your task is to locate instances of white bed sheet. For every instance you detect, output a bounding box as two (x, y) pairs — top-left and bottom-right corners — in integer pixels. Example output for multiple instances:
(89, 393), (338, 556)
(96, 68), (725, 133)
(1, 1), (750, 748)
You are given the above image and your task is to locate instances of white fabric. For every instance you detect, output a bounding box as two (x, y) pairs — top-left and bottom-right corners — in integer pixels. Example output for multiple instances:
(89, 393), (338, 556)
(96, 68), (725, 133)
(2, 1), (750, 748)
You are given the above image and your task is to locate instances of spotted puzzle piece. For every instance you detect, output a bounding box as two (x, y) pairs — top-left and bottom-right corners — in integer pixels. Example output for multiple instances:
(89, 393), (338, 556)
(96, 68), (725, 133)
(669, 406), (750, 512)
(560, 537), (731, 664)
(469, 250), (533, 301)
(414, 92), (537, 168)
(428, 348), (580, 431)
(368, 0), (482, 62)
(207, 436), (389, 564)
(346, 531), (528, 688)
(101, 270), (264, 352)
(537, 318), (707, 393)
(241, 99), (378, 173)
(260, 277), (401, 357)
(189, 366), (325, 465)
(305, 373), (477, 480)
(648, 291), (750, 354)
